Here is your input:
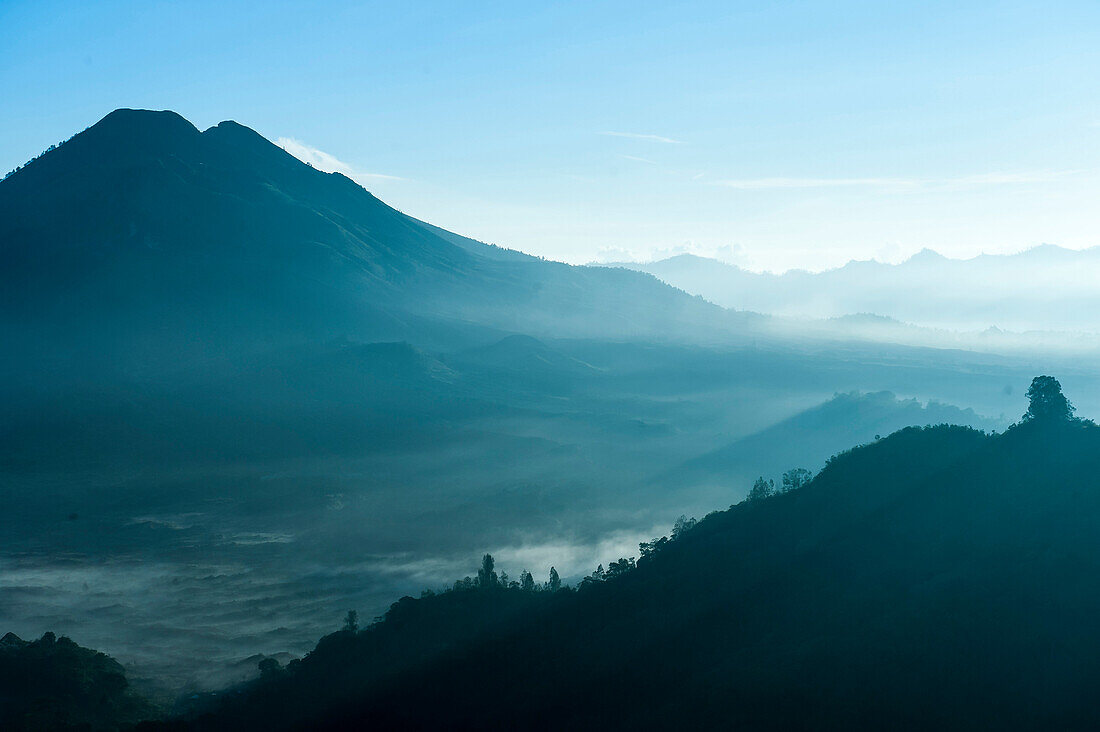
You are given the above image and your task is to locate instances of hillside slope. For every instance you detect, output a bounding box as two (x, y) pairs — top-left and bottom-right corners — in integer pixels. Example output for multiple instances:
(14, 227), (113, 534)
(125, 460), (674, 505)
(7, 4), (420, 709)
(0, 109), (748, 385)
(190, 409), (1100, 730)
(673, 390), (1002, 492)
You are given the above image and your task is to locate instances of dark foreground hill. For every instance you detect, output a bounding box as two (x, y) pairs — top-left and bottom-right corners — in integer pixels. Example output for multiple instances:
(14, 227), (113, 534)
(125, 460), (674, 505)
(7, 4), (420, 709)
(179, 401), (1100, 730)
(0, 631), (156, 730)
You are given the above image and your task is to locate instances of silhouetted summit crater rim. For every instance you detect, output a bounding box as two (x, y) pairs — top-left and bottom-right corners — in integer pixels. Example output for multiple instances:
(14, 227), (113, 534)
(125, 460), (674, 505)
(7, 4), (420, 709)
(97, 107), (199, 131)
(77, 108), (202, 156)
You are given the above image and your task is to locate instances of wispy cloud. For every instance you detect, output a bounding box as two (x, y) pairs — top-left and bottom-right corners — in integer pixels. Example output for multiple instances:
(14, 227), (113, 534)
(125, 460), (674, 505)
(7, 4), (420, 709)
(277, 137), (406, 183)
(599, 131), (683, 144)
(713, 171), (1072, 190)
(619, 154), (657, 165)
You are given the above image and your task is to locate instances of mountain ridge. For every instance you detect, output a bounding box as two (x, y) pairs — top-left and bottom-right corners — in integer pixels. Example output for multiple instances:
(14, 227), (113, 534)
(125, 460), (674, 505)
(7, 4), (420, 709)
(598, 246), (1100, 332)
(0, 109), (759, 385)
(177, 407), (1100, 730)
(602, 242), (1100, 277)
(670, 390), (1002, 493)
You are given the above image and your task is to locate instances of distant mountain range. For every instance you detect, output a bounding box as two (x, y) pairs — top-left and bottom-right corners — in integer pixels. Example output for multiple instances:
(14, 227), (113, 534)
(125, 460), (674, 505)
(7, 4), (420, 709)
(599, 246), (1100, 332)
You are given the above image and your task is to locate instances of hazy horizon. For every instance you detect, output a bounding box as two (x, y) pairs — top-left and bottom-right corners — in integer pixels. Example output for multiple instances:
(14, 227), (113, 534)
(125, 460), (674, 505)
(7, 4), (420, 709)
(4, 1), (1100, 272)
(590, 242), (1098, 273)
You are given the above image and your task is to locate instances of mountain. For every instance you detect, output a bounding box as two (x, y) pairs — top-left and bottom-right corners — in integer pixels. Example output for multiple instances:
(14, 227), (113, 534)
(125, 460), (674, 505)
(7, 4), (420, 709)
(600, 247), (1100, 333)
(0, 109), (751, 387)
(187, 410), (1100, 730)
(7, 109), (1100, 697)
(445, 335), (601, 392)
(672, 390), (1002, 493)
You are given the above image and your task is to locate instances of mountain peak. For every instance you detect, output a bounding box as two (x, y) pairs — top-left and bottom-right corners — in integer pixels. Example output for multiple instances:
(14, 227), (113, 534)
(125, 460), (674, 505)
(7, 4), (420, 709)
(85, 108), (200, 147)
(97, 107), (196, 129)
(11, 108), (204, 177)
(203, 118), (276, 148)
(905, 247), (946, 264)
(1, 108), (205, 192)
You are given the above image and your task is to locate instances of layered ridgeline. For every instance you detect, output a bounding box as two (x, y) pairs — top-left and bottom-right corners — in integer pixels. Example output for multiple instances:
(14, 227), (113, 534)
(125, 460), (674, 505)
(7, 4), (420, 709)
(7, 378), (1092, 729)
(0, 109), (750, 387)
(151, 377), (1100, 730)
(670, 390), (995, 492)
(601, 249), (1100, 334)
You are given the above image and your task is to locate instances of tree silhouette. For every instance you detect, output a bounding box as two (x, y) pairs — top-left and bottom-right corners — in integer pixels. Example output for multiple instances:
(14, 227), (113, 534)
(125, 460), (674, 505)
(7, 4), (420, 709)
(548, 567), (561, 592)
(672, 515), (697, 539)
(606, 558), (636, 578)
(258, 657), (282, 679)
(343, 610), (359, 633)
(477, 554), (499, 589)
(639, 536), (671, 558)
(747, 477), (776, 501)
(1024, 375), (1075, 423)
(781, 468), (812, 493)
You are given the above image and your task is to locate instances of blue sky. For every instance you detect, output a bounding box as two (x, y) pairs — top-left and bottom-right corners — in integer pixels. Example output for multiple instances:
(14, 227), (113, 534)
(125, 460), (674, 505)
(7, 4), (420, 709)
(3, 0), (1099, 271)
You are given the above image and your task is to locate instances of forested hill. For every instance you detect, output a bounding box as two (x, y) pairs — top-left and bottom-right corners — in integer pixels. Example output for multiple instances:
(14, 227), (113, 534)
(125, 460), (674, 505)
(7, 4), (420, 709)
(183, 379), (1100, 730)
(0, 631), (156, 730)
